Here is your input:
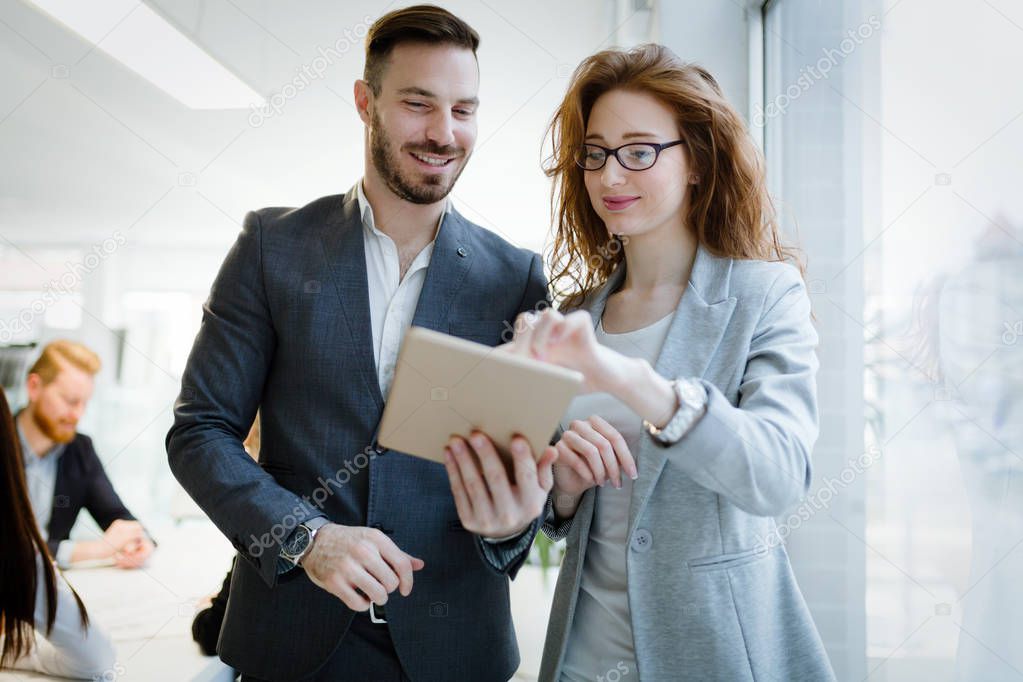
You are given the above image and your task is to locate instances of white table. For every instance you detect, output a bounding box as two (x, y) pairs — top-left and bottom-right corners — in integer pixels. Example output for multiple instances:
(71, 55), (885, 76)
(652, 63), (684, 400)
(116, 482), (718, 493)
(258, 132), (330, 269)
(2, 520), (237, 681)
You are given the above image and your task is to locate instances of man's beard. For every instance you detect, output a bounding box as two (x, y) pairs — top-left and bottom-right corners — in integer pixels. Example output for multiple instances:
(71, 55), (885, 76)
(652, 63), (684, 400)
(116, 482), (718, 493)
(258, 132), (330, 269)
(370, 109), (469, 205)
(32, 406), (76, 444)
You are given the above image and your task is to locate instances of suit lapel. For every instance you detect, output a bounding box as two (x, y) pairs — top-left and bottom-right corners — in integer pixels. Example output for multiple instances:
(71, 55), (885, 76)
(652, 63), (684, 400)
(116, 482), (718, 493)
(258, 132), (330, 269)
(576, 245), (738, 537)
(368, 210), (472, 524)
(320, 187), (385, 413)
(49, 451), (71, 541)
(319, 193), (474, 416)
(410, 209), (472, 333)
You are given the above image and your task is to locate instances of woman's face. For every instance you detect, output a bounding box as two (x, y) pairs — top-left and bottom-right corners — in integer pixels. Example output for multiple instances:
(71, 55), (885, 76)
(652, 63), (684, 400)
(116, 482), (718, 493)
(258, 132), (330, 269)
(582, 89), (694, 241)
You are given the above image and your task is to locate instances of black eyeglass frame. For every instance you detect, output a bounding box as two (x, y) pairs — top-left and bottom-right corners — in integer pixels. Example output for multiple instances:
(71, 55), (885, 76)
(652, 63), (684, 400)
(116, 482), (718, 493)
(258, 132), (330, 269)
(576, 139), (685, 171)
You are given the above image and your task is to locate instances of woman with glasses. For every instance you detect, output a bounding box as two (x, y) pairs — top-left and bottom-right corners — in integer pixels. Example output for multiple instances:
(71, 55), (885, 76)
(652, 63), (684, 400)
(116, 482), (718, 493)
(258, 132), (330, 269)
(508, 44), (835, 680)
(0, 387), (115, 679)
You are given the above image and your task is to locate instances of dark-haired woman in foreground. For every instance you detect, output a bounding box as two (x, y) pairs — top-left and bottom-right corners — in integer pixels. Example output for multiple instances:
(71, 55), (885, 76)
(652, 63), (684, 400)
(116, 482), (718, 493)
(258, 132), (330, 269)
(0, 387), (115, 678)
(510, 45), (835, 680)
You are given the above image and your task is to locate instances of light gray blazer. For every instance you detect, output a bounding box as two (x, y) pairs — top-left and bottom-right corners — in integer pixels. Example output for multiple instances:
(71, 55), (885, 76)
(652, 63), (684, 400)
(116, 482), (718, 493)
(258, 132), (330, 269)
(539, 245), (836, 682)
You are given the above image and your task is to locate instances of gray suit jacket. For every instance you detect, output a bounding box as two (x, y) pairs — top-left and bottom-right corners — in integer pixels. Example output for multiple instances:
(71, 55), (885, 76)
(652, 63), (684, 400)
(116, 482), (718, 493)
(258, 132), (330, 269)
(167, 187), (547, 681)
(539, 245), (836, 681)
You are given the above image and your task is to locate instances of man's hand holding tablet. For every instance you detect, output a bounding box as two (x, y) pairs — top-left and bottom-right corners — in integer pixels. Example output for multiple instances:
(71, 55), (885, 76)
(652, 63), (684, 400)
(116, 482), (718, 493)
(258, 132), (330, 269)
(377, 326), (584, 541)
(443, 431), (558, 539)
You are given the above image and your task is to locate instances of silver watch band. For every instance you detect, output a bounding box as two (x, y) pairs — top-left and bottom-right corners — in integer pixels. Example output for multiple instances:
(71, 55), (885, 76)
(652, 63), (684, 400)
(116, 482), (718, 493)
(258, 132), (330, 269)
(279, 516), (330, 571)
(643, 378), (707, 446)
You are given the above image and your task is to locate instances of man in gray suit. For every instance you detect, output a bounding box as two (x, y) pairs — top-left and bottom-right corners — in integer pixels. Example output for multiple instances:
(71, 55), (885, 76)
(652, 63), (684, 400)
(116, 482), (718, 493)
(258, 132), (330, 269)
(166, 6), (554, 681)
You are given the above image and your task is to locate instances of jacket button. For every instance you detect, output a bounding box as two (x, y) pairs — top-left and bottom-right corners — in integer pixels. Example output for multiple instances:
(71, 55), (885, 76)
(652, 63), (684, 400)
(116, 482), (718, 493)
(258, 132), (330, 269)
(631, 529), (653, 553)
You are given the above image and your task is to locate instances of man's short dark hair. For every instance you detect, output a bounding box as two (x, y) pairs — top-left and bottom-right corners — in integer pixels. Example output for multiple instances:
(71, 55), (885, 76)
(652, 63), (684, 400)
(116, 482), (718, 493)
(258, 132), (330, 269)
(364, 4), (480, 95)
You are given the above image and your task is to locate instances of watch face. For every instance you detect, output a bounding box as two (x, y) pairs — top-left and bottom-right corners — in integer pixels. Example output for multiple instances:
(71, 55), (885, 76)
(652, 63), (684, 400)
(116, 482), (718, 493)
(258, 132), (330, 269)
(284, 526), (311, 557)
(680, 380), (704, 405)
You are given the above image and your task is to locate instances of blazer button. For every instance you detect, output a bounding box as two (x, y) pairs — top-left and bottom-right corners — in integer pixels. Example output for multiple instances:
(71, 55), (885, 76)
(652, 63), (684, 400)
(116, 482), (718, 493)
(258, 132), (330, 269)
(631, 529), (653, 553)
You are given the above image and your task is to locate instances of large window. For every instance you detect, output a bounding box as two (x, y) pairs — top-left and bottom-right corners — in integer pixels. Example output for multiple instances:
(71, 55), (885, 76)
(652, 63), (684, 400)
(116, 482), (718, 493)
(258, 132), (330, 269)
(763, 0), (1023, 680)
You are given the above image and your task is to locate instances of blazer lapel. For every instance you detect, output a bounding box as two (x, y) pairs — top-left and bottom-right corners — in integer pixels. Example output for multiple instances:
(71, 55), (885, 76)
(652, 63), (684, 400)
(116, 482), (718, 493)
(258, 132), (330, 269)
(410, 209), (472, 332)
(575, 245), (738, 537)
(320, 186), (385, 413)
(628, 245), (737, 534)
(49, 450), (72, 541)
(319, 195), (474, 416)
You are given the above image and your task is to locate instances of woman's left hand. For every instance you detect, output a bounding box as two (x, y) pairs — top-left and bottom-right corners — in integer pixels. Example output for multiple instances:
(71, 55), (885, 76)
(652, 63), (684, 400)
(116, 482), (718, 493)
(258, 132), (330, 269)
(504, 309), (626, 393)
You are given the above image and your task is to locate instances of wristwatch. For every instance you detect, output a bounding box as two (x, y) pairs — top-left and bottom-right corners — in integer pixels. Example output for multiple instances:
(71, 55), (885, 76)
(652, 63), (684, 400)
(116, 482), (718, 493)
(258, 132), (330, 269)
(277, 516), (330, 573)
(643, 378), (708, 446)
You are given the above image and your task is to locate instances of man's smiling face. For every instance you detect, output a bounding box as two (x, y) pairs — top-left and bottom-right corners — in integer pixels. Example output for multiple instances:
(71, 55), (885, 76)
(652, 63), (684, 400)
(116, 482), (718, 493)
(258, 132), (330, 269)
(366, 42), (479, 205)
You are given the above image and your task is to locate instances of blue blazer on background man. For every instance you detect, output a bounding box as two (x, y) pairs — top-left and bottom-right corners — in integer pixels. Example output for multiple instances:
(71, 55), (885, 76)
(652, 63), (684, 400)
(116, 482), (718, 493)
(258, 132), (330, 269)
(34, 430), (137, 557)
(166, 185), (548, 681)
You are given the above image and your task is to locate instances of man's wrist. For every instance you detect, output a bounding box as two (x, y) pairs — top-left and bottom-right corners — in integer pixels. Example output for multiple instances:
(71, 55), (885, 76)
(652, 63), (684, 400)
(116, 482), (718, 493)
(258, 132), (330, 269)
(75, 538), (112, 563)
(481, 523), (531, 544)
(55, 540), (75, 568)
(277, 516), (329, 574)
(297, 519), (332, 566)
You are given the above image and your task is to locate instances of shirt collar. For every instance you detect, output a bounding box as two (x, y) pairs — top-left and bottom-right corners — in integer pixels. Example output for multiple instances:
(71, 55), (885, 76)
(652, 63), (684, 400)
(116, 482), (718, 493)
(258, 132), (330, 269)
(15, 415), (67, 465)
(356, 180), (452, 239)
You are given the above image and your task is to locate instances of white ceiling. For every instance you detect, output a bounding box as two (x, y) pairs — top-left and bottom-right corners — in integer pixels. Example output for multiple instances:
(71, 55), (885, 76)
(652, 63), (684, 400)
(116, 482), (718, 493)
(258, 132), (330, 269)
(0, 0), (655, 251)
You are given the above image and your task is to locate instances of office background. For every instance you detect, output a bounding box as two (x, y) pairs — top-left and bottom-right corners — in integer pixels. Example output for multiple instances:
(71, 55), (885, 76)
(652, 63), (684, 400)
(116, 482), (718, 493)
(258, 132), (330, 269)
(2, 0), (1022, 680)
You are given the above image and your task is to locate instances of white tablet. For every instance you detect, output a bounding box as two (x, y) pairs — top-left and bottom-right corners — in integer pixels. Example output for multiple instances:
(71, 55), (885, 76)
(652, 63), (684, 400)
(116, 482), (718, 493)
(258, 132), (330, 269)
(377, 326), (583, 463)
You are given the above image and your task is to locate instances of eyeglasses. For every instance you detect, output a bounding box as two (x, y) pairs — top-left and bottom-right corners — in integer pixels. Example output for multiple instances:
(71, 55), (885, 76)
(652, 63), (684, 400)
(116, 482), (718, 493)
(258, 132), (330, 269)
(576, 140), (684, 171)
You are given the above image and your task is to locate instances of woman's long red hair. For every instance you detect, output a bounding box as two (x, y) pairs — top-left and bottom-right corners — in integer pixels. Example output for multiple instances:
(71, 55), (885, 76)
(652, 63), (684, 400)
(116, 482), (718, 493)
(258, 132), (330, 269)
(544, 43), (802, 305)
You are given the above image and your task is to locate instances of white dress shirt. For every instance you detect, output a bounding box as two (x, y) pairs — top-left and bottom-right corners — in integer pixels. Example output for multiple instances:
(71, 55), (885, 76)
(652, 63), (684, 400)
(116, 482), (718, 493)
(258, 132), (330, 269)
(17, 420), (75, 567)
(356, 183), (522, 545)
(356, 181), (451, 399)
(560, 312), (675, 682)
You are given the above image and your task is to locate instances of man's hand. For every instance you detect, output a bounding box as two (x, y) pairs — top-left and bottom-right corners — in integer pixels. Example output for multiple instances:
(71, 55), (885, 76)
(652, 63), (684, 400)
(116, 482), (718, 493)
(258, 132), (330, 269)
(103, 519), (146, 549)
(106, 520), (153, 569)
(113, 535), (154, 569)
(301, 524), (425, 612)
(443, 432), (557, 539)
(67, 520), (153, 568)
